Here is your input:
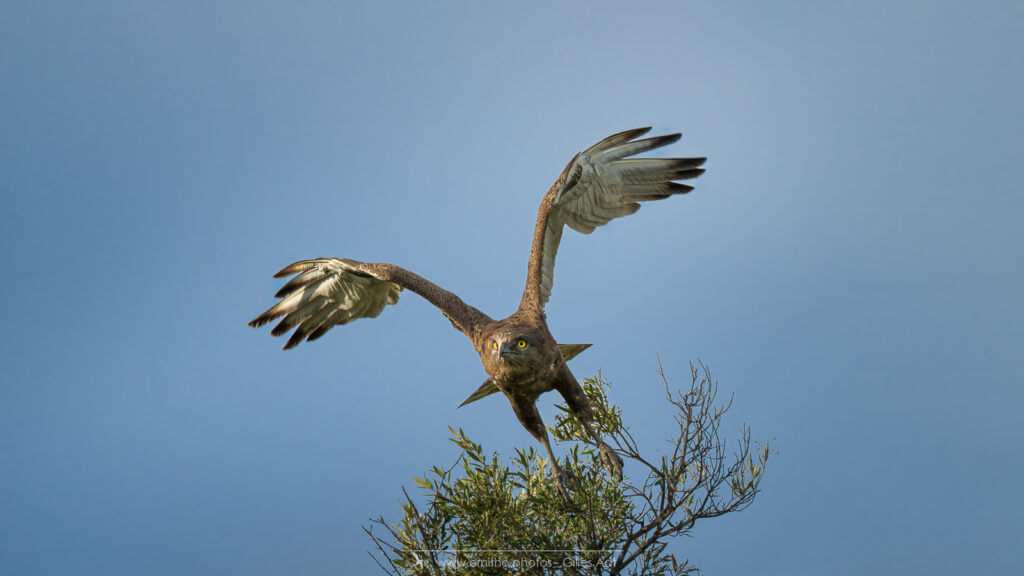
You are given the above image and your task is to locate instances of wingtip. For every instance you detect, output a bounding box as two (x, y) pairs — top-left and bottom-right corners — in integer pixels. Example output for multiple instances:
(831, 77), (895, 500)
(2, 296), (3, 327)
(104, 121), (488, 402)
(557, 343), (593, 362)
(623, 126), (653, 140)
(590, 127), (653, 151)
(248, 313), (274, 329)
(459, 379), (500, 407)
(273, 260), (315, 278)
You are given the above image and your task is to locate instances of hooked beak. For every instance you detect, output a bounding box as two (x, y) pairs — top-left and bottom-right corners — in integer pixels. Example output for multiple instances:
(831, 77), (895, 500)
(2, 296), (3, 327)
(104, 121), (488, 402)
(498, 341), (518, 359)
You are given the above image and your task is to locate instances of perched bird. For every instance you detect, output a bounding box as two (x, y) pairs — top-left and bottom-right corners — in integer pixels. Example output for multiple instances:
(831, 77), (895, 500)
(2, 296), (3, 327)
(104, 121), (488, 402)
(249, 127), (705, 497)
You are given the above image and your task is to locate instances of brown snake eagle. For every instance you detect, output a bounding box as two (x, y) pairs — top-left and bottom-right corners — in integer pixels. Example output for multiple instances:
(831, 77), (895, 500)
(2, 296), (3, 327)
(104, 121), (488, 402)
(249, 127), (705, 497)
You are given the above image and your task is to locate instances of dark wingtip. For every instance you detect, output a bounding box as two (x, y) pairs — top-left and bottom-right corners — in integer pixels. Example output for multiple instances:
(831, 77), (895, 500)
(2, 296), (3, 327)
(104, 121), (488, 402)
(270, 318), (294, 337)
(306, 325), (331, 342)
(599, 127), (652, 147)
(673, 157), (706, 169)
(248, 313), (274, 329)
(282, 333), (303, 350)
(273, 260), (314, 278)
(661, 133), (682, 144)
(623, 126), (653, 140)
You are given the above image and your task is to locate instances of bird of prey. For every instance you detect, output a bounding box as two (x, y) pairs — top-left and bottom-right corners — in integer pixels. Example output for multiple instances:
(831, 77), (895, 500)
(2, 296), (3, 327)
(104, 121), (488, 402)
(249, 127), (705, 497)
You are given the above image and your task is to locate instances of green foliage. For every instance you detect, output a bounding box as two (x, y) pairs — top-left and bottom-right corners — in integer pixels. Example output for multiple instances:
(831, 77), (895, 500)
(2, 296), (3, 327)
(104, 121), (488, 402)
(366, 363), (772, 575)
(552, 372), (625, 442)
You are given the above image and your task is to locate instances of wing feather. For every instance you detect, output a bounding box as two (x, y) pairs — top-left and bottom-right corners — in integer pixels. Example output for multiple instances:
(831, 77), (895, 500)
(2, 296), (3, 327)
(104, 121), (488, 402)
(520, 128), (705, 310)
(250, 257), (491, 349)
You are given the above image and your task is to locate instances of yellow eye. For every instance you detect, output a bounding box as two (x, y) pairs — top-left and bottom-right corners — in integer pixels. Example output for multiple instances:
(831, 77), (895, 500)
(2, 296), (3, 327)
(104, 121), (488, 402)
(516, 339), (527, 349)
(492, 341), (498, 350)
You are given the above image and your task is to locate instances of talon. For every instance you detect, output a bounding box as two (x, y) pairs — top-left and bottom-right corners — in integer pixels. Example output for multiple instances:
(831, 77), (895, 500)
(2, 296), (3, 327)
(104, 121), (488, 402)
(552, 466), (576, 499)
(599, 445), (623, 479)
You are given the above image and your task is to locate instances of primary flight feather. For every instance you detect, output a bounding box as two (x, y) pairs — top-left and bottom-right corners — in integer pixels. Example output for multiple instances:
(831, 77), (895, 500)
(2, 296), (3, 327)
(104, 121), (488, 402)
(249, 127), (705, 497)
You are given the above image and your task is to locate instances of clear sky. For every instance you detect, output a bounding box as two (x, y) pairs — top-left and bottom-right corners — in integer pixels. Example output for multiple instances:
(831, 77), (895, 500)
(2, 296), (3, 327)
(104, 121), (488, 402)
(2, 1), (1022, 574)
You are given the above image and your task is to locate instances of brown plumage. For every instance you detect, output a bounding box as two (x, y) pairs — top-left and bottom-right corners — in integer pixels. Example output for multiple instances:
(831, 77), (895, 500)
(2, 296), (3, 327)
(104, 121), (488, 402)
(249, 127), (705, 497)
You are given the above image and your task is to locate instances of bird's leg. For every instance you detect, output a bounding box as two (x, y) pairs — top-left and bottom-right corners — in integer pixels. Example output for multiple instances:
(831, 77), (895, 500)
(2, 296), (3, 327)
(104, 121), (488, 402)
(507, 395), (575, 498)
(539, 432), (576, 499)
(556, 375), (624, 479)
(580, 419), (623, 480)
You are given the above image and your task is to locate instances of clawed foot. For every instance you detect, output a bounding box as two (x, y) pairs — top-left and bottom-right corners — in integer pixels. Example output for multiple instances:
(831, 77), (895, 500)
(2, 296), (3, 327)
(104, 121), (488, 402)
(599, 444), (623, 480)
(551, 465), (576, 499)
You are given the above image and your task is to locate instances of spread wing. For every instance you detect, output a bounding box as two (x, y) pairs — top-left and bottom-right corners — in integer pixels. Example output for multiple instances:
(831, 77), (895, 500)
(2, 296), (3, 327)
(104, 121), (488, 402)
(249, 257), (492, 349)
(520, 127), (706, 311)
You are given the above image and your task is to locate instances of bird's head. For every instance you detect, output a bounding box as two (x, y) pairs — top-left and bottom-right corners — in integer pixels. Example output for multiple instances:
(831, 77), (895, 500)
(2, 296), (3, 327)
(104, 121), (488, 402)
(480, 322), (552, 375)
(490, 333), (535, 365)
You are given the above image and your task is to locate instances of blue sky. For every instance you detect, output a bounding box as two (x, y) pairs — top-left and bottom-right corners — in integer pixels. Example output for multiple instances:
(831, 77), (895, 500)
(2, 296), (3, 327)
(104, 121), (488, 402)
(2, 1), (1022, 574)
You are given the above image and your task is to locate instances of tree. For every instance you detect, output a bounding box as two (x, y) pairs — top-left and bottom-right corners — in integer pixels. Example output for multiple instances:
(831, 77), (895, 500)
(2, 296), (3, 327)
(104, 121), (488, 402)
(365, 361), (772, 575)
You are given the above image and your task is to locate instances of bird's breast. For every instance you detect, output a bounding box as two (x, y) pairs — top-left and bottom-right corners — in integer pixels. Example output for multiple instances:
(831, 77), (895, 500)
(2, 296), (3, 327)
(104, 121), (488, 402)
(494, 373), (555, 399)
(488, 360), (559, 399)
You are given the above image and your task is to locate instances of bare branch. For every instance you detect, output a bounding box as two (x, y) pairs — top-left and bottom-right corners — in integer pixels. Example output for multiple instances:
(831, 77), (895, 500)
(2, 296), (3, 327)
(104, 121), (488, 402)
(367, 362), (772, 575)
